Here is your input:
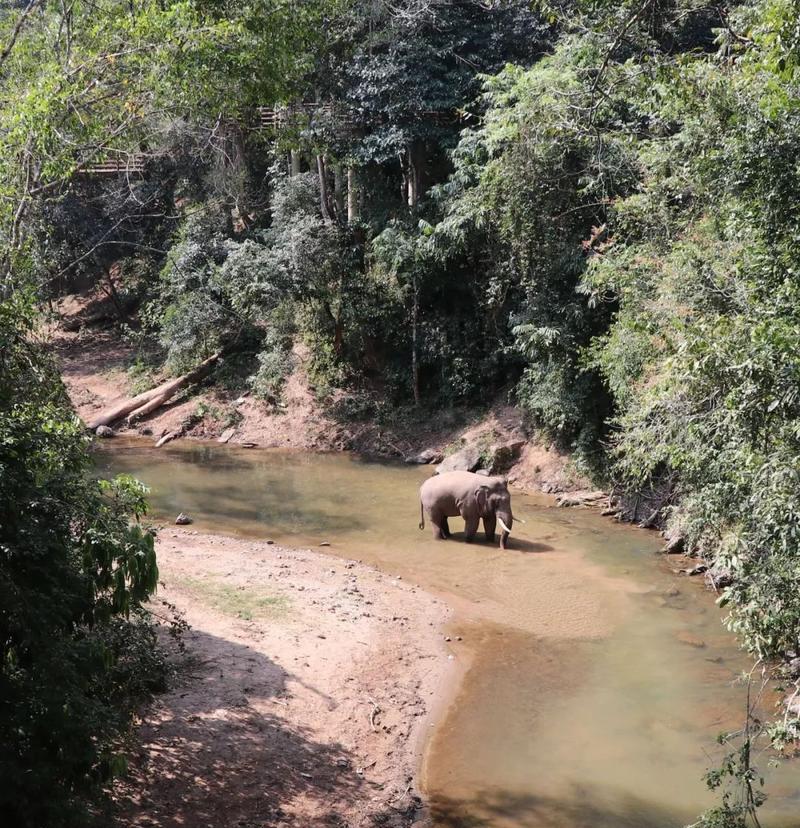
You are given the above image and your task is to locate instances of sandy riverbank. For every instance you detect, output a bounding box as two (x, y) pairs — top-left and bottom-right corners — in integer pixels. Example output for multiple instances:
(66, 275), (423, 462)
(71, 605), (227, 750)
(112, 529), (453, 828)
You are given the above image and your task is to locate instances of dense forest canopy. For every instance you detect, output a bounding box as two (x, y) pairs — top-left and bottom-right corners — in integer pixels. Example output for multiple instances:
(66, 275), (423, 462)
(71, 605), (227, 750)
(2, 0), (800, 824)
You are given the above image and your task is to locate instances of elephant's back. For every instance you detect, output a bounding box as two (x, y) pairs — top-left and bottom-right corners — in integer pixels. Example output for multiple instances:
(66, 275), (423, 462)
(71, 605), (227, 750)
(419, 470), (479, 500)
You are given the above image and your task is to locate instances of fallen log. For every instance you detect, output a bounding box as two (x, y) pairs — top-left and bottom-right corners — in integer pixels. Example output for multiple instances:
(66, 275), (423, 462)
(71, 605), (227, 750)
(87, 352), (221, 431)
(155, 428), (183, 448)
(125, 390), (175, 424)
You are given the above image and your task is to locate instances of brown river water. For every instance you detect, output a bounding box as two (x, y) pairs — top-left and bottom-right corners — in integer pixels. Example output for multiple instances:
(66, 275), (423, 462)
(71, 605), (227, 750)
(94, 439), (800, 827)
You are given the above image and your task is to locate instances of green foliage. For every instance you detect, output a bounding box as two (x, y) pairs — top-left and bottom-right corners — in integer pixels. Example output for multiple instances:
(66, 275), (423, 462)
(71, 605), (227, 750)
(325, 0), (549, 165)
(6, 4), (800, 822)
(155, 205), (285, 369)
(576, 12), (800, 666)
(127, 356), (160, 396)
(430, 43), (632, 447)
(0, 294), (160, 826)
(250, 330), (295, 402)
(0, 0), (334, 291)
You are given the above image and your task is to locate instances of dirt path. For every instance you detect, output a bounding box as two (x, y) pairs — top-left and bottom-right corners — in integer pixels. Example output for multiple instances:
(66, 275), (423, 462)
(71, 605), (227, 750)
(112, 530), (451, 828)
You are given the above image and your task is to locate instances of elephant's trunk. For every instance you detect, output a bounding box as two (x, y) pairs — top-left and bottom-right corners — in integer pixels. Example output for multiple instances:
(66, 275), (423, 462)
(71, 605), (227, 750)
(497, 513), (513, 550)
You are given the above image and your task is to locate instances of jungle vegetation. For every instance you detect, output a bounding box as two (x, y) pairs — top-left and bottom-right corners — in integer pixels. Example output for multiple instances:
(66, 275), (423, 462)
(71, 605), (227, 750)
(1, 0), (800, 824)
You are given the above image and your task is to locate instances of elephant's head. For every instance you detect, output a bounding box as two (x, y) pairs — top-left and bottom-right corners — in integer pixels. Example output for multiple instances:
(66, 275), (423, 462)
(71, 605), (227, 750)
(475, 478), (514, 550)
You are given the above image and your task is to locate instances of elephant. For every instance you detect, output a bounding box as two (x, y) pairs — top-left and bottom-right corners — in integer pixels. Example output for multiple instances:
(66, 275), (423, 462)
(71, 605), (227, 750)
(419, 470), (515, 550)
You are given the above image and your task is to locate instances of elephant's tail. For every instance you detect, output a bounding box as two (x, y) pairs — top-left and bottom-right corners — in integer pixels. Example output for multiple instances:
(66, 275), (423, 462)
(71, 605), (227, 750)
(419, 501), (425, 531)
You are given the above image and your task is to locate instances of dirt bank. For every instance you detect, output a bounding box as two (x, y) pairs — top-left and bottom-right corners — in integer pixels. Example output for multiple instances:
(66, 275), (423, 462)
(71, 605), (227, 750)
(112, 530), (452, 828)
(53, 323), (587, 494)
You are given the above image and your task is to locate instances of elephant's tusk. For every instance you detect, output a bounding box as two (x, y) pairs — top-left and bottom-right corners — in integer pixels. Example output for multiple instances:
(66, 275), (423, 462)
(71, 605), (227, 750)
(497, 517), (512, 534)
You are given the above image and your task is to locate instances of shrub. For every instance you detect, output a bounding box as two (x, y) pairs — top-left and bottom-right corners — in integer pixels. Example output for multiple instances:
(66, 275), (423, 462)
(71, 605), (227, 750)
(0, 294), (161, 826)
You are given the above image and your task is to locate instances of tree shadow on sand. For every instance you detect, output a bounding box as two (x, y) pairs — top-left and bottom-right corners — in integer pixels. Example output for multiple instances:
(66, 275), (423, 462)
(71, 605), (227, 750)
(112, 627), (395, 828)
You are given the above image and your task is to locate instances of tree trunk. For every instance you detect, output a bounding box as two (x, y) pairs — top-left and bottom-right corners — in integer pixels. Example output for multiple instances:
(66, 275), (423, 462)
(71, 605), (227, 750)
(411, 275), (420, 406)
(317, 154), (332, 221)
(101, 267), (126, 323)
(347, 166), (359, 222)
(87, 352), (221, 430)
(334, 164), (345, 219)
(407, 141), (425, 208)
(290, 149), (302, 176)
(407, 152), (418, 208)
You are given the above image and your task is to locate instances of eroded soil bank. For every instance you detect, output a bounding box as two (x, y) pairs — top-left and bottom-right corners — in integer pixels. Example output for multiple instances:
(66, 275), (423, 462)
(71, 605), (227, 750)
(112, 530), (451, 827)
(54, 323), (585, 494)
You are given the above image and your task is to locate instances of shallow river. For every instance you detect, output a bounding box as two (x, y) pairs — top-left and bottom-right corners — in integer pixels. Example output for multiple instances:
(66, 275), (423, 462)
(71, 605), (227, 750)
(95, 439), (799, 827)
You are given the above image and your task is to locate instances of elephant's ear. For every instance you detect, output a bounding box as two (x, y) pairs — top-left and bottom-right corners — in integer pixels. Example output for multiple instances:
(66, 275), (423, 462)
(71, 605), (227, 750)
(475, 486), (490, 512)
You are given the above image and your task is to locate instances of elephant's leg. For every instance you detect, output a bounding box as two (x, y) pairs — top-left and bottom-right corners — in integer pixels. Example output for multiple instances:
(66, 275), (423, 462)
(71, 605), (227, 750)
(429, 508), (448, 540)
(464, 514), (480, 542)
(483, 514), (496, 544)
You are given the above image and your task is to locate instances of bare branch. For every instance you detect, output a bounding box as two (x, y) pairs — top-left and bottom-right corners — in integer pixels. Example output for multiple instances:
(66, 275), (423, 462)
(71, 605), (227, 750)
(0, 0), (44, 76)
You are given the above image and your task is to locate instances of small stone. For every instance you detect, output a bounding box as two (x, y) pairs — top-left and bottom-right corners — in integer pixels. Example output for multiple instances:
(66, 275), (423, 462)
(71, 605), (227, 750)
(175, 512), (192, 525)
(95, 425), (115, 438)
(319, 541), (331, 547)
(266, 539), (274, 545)
(218, 427), (236, 444)
(444, 636), (451, 642)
